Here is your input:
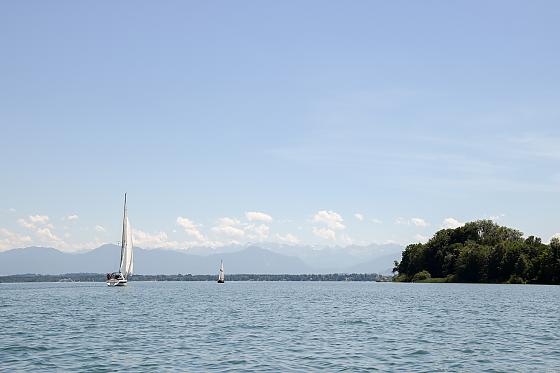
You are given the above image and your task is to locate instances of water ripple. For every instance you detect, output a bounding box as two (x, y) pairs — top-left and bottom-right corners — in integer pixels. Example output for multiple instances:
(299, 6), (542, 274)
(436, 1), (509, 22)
(1, 282), (559, 372)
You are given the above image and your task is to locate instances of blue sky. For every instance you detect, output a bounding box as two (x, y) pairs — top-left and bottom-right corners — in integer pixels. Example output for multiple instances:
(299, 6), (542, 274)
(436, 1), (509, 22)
(1, 1), (559, 251)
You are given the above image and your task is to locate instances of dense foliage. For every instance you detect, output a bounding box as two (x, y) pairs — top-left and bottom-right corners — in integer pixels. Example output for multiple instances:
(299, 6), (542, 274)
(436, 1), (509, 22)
(394, 220), (560, 284)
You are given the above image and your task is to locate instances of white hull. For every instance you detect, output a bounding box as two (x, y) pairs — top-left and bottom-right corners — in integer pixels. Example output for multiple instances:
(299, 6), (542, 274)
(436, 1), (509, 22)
(106, 279), (127, 286)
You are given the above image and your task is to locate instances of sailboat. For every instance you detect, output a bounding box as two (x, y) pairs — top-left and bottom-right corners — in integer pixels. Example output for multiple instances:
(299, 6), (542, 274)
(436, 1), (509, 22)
(217, 260), (225, 283)
(106, 194), (134, 286)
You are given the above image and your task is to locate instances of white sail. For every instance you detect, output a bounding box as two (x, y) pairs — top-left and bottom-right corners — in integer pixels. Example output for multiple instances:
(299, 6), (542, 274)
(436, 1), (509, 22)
(218, 261), (224, 282)
(119, 194), (134, 278)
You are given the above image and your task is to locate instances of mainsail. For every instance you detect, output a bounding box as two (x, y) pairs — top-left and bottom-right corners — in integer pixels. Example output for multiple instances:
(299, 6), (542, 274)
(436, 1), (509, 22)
(119, 194), (134, 278)
(218, 260), (224, 282)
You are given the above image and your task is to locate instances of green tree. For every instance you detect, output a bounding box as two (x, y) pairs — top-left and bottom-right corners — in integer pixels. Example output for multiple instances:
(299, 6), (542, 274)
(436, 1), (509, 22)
(412, 270), (431, 282)
(455, 243), (490, 282)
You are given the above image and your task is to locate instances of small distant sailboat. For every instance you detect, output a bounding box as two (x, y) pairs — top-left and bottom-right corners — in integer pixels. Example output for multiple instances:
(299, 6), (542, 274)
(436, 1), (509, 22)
(106, 194), (134, 286)
(217, 260), (225, 283)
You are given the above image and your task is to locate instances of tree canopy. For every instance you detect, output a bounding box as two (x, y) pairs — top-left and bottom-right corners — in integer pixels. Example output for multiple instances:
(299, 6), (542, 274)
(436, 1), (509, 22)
(394, 220), (560, 284)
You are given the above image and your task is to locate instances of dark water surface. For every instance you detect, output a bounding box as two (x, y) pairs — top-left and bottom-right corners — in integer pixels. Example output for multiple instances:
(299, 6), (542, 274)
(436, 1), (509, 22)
(1, 282), (559, 372)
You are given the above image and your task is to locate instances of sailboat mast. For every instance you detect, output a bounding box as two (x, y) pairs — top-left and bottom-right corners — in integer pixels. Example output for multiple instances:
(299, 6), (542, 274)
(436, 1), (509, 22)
(120, 193), (127, 271)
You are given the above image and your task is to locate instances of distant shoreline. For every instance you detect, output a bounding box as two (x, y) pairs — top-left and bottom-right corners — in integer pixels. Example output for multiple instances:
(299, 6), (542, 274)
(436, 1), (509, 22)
(0, 273), (392, 283)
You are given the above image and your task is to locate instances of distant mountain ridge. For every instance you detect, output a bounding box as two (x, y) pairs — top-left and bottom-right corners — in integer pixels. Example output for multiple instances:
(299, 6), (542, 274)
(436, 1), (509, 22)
(0, 243), (401, 275)
(181, 242), (402, 273)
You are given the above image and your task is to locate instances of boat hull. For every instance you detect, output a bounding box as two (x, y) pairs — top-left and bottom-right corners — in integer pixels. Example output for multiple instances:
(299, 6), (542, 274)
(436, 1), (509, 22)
(106, 279), (127, 286)
(217, 279), (224, 283)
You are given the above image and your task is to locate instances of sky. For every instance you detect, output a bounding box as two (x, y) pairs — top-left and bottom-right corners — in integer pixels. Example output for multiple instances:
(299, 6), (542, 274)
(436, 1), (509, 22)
(1, 1), (559, 251)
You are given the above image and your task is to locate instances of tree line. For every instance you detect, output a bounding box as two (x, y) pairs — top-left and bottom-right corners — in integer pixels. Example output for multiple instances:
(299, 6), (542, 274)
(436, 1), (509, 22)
(394, 220), (560, 284)
(0, 272), (391, 283)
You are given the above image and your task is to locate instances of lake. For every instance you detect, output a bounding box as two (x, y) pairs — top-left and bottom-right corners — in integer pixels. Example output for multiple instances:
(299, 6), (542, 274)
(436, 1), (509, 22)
(1, 282), (559, 372)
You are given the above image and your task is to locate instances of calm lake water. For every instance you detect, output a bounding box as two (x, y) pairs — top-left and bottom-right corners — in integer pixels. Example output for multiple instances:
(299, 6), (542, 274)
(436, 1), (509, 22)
(0, 282), (559, 372)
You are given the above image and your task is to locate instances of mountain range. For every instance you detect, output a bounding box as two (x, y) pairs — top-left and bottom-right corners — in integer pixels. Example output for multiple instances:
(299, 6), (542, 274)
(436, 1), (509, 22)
(0, 243), (402, 276)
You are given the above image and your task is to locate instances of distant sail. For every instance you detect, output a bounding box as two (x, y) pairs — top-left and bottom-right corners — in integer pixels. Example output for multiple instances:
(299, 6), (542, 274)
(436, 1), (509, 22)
(218, 260), (224, 283)
(119, 194), (134, 278)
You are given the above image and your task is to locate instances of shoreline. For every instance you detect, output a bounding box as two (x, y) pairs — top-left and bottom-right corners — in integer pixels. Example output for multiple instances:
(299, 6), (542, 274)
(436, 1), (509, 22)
(0, 273), (392, 283)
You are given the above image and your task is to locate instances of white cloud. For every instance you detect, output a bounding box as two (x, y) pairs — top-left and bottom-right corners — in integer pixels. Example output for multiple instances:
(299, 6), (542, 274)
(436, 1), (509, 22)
(212, 225), (245, 238)
(312, 210), (348, 242)
(312, 227), (337, 240)
(132, 229), (179, 248)
(313, 210), (345, 230)
(245, 224), (270, 241)
(176, 215), (271, 245)
(275, 233), (300, 245)
(0, 228), (32, 251)
(395, 217), (408, 225)
(414, 234), (429, 243)
(254, 225), (270, 240)
(17, 218), (35, 229)
(245, 211), (273, 222)
(15, 215), (64, 246)
(8, 208), (16, 213)
(354, 213), (364, 221)
(212, 217), (245, 238)
(383, 239), (400, 245)
(36, 227), (60, 242)
(67, 214), (79, 221)
(371, 218), (383, 224)
(217, 217), (241, 227)
(176, 217), (206, 242)
(29, 215), (49, 224)
(411, 218), (429, 227)
(339, 233), (353, 245)
(441, 217), (463, 229)
(395, 217), (429, 227)
(18, 215), (52, 230)
(209, 217), (241, 237)
(94, 225), (105, 232)
(2, 223), (111, 252)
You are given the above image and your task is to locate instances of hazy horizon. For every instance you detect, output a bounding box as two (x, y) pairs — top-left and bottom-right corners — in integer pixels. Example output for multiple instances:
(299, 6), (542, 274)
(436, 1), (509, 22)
(0, 242), (402, 276)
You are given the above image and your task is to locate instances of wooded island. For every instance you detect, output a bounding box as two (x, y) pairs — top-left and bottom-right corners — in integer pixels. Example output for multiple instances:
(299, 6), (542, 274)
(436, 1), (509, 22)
(394, 220), (560, 284)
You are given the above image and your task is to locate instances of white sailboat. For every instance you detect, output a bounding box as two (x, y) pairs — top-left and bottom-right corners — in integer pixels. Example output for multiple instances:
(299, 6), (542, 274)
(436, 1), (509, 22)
(217, 260), (225, 283)
(106, 194), (134, 286)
